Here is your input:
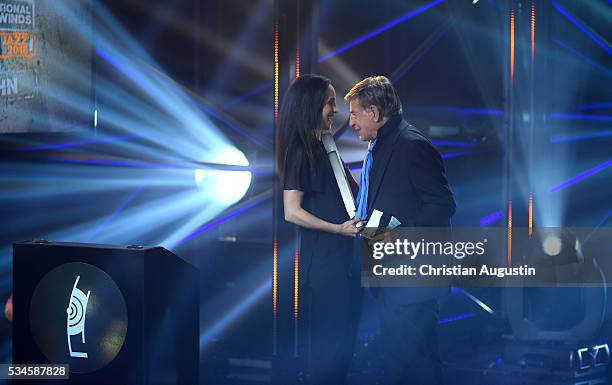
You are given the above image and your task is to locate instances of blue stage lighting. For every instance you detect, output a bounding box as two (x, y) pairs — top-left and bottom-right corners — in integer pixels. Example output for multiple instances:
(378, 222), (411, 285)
(552, 38), (612, 76)
(442, 150), (482, 159)
(549, 159), (612, 192)
(550, 113), (612, 122)
(480, 210), (503, 227)
(431, 140), (477, 148)
(222, 82), (273, 111)
(438, 313), (474, 324)
(551, 2), (612, 56)
(200, 277), (271, 351)
(452, 287), (495, 315)
(578, 102), (612, 112)
(550, 130), (612, 143)
(318, 0), (446, 63)
(169, 190), (271, 249)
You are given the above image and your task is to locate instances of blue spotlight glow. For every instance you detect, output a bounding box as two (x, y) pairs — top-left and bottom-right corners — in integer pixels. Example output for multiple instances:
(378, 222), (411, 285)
(95, 44), (230, 158)
(551, 2), (612, 56)
(170, 191), (271, 249)
(549, 159), (612, 193)
(442, 150), (482, 159)
(438, 313), (475, 324)
(389, 21), (452, 84)
(552, 38), (612, 76)
(195, 148), (252, 205)
(85, 187), (145, 243)
(480, 210), (503, 227)
(222, 82), (273, 111)
(452, 287), (495, 314)
(200, 278), (271, 351)
(432, 140), (477, 147)
(36, 189), (205, 246)
(189, 96), (270, 150)
(550, 130), (612, 143)
(0, 0), (261, 280)
(578, 102), (612, 111)
(46, 157), (192, 169)
(549, 113), (612, 121)
(20, 135), (139, 152)
(583, 210), (612, 245)
(318, 0), (446, 63)
(0, 163), (195, 202)
(435, 107), (504, 116)
(595, 210), (612, 228)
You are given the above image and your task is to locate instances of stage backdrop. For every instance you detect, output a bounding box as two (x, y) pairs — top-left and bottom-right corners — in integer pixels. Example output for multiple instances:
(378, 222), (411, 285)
(0, 0), (92, 133)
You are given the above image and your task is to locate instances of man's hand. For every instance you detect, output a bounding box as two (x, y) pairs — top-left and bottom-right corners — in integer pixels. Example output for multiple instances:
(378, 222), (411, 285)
(368, 229), (397, 246)
(4, 295), (12, 322)
(336, 218), (362, 237)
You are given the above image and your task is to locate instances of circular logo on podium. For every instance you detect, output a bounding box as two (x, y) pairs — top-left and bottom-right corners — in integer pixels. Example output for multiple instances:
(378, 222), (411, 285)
(30, 262), (128, 373)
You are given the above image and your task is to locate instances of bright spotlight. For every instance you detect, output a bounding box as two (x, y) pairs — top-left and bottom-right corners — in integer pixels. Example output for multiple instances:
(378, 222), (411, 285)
(542, 235), (563, 256)
(195, 148), (252, 205)
(539, 230), (584, 265)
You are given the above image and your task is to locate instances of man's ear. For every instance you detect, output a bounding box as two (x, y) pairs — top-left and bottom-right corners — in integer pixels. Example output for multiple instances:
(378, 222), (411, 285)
(369, 105), (382, 122)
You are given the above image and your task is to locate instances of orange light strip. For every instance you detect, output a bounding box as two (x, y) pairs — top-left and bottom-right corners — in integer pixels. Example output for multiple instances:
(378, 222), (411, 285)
(272, 18), (279, 355)
(295, 47), (300, 79)
(528, 192), (533, 237)
(507, 200), (513, 267)
(273, 239), (278, 315)
(531, 2), (535, 62)
(274, 22), (279, 124)
(294, 244), (299, 320)
(293, 240), (299, 357)
(510, 8), (515, 83)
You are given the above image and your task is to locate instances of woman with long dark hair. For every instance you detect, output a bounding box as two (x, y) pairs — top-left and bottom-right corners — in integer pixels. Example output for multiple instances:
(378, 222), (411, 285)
(277, 74), (361, 384)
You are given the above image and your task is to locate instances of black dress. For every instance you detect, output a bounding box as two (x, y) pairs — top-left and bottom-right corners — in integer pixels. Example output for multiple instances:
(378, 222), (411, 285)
(283, 143), (361, 384)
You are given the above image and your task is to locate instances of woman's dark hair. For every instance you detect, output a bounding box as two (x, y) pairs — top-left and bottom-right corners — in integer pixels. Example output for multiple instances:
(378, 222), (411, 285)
(277, 74), (331, 180)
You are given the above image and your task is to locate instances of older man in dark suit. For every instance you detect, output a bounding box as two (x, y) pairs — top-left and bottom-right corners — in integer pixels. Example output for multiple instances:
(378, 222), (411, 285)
(346, 76), (456, 385)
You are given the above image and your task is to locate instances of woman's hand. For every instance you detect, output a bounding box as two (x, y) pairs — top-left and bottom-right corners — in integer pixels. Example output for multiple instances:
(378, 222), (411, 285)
(4, 295), (12, 322)
(335, 218), (361, 237)
(284, 190), (363, 237)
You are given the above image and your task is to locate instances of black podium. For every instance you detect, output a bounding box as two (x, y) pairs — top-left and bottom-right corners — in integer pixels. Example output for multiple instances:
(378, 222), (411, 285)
(12, 241), (199, 384)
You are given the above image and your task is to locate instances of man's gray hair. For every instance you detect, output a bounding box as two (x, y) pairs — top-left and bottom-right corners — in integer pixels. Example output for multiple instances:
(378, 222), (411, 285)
(344, 76), (402, 118)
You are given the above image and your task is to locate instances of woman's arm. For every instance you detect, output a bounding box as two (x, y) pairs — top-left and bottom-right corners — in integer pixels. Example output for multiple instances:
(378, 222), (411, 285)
(283, 190), (359, 237)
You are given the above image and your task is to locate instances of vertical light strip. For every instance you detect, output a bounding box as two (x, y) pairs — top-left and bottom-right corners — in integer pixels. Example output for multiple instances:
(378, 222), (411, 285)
(531, 1), (535, 62)
(507, 200), (513, 267)
(294, 243), (299, 319)
(293, 8), (300, 355)
(273, 21), (279, 318)
(272, 18), (279, 355)
(274, 23), (280, 125)
(530, 2), (535, 239)
(273, 240), (278, 315)
(510, 8), (515, 83)
(295, 47), (300, 79)
(272, 237), (277, 355)
(293, 238), (299, 356)
(528, 192), (533, 237)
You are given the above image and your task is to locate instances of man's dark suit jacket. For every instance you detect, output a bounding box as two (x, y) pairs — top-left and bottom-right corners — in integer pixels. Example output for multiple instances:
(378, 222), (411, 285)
(366, 115), (456, 304)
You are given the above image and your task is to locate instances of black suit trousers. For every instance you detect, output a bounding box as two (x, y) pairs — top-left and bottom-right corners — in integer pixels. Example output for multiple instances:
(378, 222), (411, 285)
(378, 299), (442, 385)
